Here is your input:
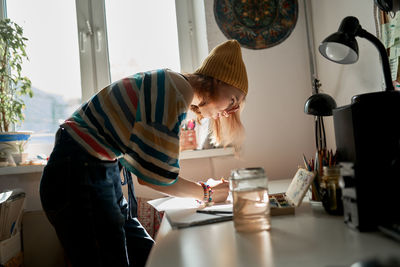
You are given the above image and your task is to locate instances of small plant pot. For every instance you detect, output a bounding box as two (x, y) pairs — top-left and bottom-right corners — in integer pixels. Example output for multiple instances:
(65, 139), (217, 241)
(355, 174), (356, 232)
(12, 152), (28, 165)
(0, 132), (32, 166)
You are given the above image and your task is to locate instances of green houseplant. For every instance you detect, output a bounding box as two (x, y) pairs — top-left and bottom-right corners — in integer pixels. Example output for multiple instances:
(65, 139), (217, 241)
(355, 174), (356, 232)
(0, 18), (33, 166)
(0, 18), (32, 132)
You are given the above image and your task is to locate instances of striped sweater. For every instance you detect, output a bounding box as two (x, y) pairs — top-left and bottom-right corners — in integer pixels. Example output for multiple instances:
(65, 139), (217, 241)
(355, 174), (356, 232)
(62, 69), (188, 185)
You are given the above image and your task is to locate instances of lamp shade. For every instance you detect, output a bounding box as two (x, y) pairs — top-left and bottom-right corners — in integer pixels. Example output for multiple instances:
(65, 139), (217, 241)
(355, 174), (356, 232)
(319, 34), (358, 64)
(318, 16), (360, 64)
(304, 93), (337, 116)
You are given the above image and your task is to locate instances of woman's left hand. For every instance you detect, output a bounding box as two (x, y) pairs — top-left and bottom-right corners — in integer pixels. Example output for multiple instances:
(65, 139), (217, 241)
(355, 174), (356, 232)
(207, 178), (229, 203)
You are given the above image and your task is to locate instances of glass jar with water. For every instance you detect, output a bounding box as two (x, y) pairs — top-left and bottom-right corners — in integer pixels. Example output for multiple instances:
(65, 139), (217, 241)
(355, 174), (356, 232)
(230, 167), (271, 232)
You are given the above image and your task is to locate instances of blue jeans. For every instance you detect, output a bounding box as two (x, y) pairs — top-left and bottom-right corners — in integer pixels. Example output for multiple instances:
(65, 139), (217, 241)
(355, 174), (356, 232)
(40, 128), (154, 267)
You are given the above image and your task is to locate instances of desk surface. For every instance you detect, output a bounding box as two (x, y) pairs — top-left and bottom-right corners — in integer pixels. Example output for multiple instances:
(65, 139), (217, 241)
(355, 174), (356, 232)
(146, 181), (400, 267)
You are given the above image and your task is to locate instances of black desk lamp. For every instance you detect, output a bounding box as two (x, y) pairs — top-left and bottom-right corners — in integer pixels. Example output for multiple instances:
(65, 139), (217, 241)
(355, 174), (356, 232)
(319, 16), (394, 92)
(304, 79), (337, 151)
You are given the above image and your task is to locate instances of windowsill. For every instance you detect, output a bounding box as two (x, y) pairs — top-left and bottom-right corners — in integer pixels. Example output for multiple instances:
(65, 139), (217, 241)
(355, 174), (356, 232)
(0, 148), (235, 176)
(0, 164), (45, 176)
(179, 147), (235, 160)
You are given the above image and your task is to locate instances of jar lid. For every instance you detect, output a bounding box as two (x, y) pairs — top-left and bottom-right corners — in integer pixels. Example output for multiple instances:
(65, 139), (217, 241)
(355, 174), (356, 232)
(230, 167), (266, 180)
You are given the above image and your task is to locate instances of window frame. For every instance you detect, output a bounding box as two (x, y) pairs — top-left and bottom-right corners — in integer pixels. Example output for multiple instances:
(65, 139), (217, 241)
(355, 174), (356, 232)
(75, 0), (208, 102)
(75, 0), (211, 151)
(75, 0), (111, 102)
(0, 0), (5, 20)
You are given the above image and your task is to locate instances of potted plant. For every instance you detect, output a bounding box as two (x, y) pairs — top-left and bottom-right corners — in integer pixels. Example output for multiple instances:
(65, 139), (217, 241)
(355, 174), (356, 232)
(0, 18), (33, 166)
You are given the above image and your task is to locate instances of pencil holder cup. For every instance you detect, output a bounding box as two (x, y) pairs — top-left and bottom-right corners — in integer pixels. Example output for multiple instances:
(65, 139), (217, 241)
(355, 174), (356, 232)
(319, 166), (344, 215)
(308, 171), (321, 202)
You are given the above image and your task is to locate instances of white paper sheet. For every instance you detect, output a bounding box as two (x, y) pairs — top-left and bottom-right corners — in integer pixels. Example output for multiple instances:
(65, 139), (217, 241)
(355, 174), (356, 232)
(147, 197), (233, 229)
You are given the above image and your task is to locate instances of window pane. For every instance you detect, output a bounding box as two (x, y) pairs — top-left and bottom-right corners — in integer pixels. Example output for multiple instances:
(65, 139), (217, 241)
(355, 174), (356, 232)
(105, 0), (181, 82)
(7, 1), (82, 157)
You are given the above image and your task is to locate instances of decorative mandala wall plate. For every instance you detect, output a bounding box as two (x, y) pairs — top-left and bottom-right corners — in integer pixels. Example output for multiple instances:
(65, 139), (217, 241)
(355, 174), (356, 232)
(214, 0), (299, 49)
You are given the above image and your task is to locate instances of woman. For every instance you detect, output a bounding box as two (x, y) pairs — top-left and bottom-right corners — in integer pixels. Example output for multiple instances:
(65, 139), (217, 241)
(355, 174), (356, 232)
(40, 39), (248, 267)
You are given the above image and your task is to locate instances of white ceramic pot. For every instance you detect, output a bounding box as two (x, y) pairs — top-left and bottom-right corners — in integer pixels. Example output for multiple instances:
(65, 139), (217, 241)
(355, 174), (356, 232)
(0, 132), (32, 166)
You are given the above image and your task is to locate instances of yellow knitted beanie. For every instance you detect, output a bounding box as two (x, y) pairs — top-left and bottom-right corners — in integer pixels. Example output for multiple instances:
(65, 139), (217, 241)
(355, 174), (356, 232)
(194, 40), (248, 95)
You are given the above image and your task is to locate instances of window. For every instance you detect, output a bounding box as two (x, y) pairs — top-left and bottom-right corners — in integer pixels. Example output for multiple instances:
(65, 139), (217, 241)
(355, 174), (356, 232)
(6, 0), (82, 156)
(4, 0), (208, 158)
(105, 0), (181, 82)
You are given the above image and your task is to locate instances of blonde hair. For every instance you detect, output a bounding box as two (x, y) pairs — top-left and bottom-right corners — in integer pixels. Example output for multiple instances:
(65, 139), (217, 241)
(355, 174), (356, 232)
(187, 73), (245, 150)
(209, 105), (245, 150)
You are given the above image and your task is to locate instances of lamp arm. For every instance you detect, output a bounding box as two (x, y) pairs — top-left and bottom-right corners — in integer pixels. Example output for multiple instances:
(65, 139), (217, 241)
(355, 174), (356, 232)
(357, 28), (394, 91)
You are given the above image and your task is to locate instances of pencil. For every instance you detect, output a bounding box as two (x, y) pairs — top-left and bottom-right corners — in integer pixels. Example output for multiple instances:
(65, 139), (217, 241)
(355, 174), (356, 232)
(303, 154), (311, 171)
(196, 210), (232, 215)
(172, 215), (233, 229)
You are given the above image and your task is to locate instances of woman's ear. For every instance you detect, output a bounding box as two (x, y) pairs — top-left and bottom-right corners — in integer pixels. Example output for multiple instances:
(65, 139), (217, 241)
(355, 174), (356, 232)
(213, 78), (220, 87)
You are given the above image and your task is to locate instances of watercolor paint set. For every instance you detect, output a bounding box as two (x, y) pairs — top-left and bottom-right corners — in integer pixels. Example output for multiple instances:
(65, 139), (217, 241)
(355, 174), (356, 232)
(269, 193), (295, 215)
(270, 168), (316, 216)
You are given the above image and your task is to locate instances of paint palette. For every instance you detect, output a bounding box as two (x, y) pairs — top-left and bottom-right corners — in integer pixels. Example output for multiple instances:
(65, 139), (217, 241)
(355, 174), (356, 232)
(270, 193), (295, 216)
(269, 168), (315, 216)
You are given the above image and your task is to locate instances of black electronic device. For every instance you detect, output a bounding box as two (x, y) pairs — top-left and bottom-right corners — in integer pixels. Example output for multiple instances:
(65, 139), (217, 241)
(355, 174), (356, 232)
(333, 91), (400, 231)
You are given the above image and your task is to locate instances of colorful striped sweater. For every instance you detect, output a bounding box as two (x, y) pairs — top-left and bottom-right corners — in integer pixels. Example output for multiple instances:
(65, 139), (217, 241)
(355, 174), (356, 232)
(62, 69), (188, 185)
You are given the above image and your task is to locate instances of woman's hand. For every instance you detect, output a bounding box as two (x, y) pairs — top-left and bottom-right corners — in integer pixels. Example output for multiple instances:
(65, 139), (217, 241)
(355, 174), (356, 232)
(139, 175), (230, 203)
(207, 178), (229, 203)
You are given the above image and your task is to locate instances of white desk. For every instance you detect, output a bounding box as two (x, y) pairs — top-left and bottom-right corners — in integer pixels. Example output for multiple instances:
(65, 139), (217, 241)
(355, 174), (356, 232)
(146, 180), (400, 267)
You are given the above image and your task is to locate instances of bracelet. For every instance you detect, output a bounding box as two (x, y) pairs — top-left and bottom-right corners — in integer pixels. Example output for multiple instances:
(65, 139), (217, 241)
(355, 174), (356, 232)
(198, 181), (214, 206)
